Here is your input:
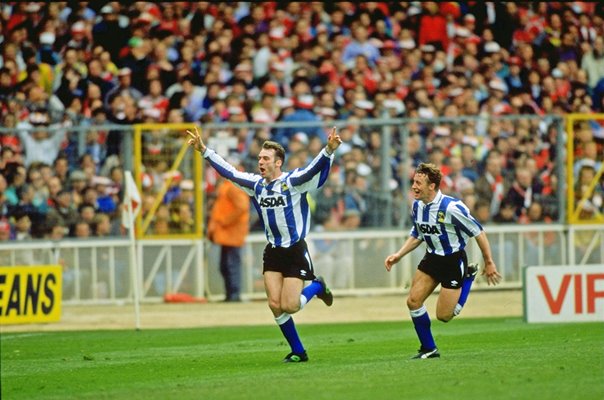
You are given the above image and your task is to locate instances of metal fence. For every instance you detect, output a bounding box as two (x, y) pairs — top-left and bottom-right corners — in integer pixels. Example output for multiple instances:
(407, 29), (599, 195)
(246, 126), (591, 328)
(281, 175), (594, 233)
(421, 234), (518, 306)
(1, 224), (602, 304)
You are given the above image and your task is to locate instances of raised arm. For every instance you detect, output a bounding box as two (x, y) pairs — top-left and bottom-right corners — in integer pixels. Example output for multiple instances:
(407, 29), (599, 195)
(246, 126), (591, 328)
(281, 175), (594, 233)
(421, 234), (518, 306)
(324, 126), (343, 155)
(184, 126), (259, 193)
(288, 126), (343, 191)
(185, 126), (207, 154)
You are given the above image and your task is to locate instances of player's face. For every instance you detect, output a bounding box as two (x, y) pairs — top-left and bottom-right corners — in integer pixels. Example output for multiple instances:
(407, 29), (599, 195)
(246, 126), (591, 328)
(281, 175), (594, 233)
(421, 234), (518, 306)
(411, 172), (436, 203)
(258, 148), (282, 181)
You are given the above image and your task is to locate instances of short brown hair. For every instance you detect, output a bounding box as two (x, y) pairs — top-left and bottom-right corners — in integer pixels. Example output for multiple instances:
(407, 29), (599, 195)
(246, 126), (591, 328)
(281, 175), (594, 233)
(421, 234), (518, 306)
(415, 162), (442, 188)
(262, 140), (285, 164)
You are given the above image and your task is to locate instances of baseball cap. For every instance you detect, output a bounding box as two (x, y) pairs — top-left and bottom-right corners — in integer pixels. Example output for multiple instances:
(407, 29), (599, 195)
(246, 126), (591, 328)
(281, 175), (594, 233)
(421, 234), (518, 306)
(118, 67), (132, 77)
(70, 170), (87, 182)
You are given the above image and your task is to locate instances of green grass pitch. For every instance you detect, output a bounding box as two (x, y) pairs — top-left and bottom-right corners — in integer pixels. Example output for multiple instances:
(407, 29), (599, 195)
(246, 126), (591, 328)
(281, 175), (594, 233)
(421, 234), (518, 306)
(2, 318), (603, 400)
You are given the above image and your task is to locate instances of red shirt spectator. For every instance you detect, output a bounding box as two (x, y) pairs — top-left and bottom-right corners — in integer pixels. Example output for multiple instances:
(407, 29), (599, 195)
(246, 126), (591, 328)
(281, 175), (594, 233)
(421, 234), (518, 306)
(418, 3), (449, 50)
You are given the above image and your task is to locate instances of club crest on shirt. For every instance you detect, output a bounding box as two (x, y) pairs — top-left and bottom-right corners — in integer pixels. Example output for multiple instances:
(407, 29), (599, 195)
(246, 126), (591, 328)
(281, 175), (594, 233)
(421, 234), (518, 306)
(281, 182), (289, 192)
(437, 211), (445, 223)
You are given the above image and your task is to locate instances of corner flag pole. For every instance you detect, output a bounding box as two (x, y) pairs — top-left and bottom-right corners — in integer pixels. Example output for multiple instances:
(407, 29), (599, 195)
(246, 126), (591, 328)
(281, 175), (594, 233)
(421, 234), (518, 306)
(123, 171), (142, 331)
(127, 197), (141, 330)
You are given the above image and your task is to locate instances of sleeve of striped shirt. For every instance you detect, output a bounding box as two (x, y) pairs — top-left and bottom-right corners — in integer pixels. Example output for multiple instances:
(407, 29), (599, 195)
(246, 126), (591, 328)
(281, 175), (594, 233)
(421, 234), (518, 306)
(449, 201), (483, 237)
(287, 148), (334, 193)
(409, 201), (421, 239)
(204, 149), (260, 196)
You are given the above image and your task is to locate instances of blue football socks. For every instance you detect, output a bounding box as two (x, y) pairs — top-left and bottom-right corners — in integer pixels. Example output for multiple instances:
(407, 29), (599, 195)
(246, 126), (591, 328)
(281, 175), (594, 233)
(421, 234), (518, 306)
(302, 280), (322, 301)
(455, 270), (477, 316)
(410, 305), (436, 350)
(299, 280), (322, 310)
(275, 313), (305, 354)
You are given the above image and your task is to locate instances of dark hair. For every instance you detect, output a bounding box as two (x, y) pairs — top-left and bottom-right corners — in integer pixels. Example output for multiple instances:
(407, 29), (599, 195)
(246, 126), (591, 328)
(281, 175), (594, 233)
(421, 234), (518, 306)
(262, 141), (286, 164)
(415, 162), (442, 188)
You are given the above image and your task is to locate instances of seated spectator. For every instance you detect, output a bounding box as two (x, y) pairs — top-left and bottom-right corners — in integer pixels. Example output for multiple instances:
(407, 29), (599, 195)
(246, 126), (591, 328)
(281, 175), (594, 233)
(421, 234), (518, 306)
(72, 219), (91, 238)
(273, 93), (326, 150)
(46, 189), (79, 233)
(492, 200), (517, 224)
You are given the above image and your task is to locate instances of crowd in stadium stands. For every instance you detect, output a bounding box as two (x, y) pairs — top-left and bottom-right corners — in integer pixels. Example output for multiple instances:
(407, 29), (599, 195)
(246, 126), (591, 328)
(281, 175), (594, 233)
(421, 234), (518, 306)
(1, 2), (604, 241)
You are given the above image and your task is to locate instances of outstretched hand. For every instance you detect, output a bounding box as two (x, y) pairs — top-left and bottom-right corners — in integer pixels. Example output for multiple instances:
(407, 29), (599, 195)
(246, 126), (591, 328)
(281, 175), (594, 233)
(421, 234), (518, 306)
(185, 126), (206, 153)
(482, 261), (502, 286)
(326, 126), (343, 154)
(384, 253), (401, 272)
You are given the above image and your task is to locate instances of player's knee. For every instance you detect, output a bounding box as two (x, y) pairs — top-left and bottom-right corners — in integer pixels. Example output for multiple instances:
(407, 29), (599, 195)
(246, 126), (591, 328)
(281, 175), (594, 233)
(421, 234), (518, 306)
(281, 300), (300, 314)
(406, 296), (422, 310)
(267, 298), (281, 313)
(436, 312), (453, 323)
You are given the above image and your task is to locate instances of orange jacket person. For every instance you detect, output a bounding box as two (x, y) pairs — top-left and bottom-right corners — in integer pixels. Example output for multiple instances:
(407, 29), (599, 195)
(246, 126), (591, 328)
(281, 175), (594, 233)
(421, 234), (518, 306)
(208, 174), (250, 302)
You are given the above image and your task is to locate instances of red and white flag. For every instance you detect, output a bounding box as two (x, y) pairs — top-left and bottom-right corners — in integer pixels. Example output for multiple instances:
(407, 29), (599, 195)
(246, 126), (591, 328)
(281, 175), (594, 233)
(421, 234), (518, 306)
(121, 171), (141, 229)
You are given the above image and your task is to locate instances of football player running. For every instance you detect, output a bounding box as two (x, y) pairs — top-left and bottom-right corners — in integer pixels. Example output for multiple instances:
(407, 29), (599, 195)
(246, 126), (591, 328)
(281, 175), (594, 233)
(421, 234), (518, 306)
(186, 126), (342, 363)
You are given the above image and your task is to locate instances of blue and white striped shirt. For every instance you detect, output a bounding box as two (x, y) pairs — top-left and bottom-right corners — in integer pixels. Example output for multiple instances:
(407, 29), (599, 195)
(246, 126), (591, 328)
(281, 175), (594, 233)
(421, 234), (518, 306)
(409, 191), (483, 256)
(204, 148), (334, 248)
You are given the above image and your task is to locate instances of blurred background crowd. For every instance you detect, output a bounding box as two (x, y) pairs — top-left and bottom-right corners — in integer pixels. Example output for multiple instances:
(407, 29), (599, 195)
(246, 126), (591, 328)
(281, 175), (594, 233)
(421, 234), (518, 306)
(1, 1), (604, 242)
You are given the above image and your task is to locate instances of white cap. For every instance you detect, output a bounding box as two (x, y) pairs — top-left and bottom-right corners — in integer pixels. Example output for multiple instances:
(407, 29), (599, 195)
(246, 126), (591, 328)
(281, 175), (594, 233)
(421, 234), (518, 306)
(71, 21), (85, 33)
(40, 31), (55, 45)
(100, 4), (114, 14)
(408, 6), (421, 16)
(448, 87), (464, 97)
(354, 99), (374, 110)
(319, 107), (337, 117)
(489, 79), (507, 92)
(433, 126), (451, 136)
(227, 106), (244, 115)
(399, 38), (416, 50)
(484, 41), (501, 53)
(292, 132), (309, 145)
(297, 94), (314, 108)
(180, 179), (194, 190)
(455, 27), (470, 38)
(418, 107), (434, 119)
(382, 99), (405, 114)
(277, 98), (294, 109)
(271, 61), (286, 72)
(356, 163), (372, 177)
(252, 110), (272, 123)
(269, 27), (285, 40)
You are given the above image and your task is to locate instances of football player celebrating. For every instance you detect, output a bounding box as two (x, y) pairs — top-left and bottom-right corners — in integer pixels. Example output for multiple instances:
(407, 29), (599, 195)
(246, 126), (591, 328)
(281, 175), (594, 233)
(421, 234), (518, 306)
(186, 126), (342, 362)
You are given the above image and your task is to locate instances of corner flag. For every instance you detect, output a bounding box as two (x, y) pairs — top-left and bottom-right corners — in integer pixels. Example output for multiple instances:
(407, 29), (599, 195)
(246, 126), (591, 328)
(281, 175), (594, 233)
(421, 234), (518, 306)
(122, 171), (141, 229)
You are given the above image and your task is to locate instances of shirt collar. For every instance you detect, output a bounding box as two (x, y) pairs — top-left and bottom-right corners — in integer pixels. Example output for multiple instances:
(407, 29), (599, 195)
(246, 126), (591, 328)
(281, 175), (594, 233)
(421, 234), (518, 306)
(424, 190), (442, 206)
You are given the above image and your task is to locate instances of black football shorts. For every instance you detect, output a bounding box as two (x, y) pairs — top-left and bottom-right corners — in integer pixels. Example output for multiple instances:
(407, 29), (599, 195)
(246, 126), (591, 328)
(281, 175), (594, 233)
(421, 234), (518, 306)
(263, 239), (316, 280)
(417, 250), (468, 289)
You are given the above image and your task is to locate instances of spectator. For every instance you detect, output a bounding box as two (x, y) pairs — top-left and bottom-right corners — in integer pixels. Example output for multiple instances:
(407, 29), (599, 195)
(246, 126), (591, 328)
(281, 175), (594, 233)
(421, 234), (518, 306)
(73, 219), (91, 238)
(503, 166), (538, 219)
(16, 109), (67, 168)
(169, 202), (195, 234)
(104, 67), (143, 111)
(273, 94), (326, 150)
(475, 150), (512, 217)
(92, 4), (129, 61)
(207, 168), (250, 302)
(342, 23), (380, 68)
(46, 189), (79, 233)
(13, 212), (32, 241)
